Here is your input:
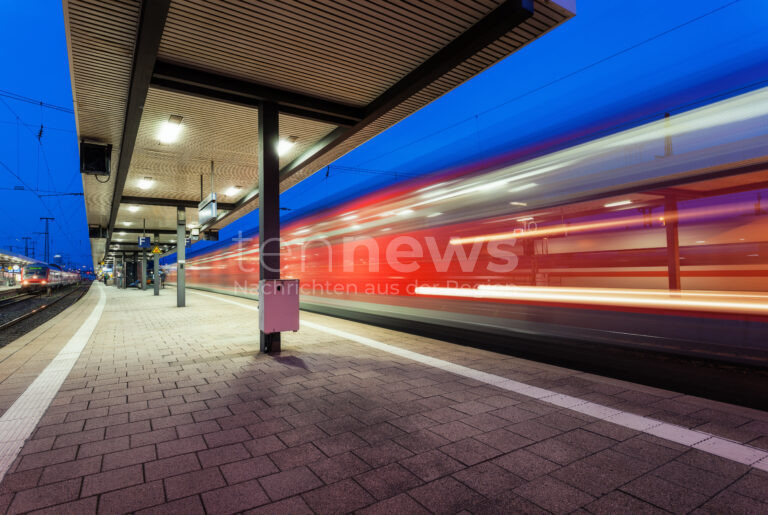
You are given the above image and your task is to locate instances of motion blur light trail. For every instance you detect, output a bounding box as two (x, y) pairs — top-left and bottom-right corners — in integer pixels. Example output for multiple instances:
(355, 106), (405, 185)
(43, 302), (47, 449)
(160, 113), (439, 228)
(448, 200), (763, 244)
(170, 85), (768, 365)
(415, 285), (768, 316)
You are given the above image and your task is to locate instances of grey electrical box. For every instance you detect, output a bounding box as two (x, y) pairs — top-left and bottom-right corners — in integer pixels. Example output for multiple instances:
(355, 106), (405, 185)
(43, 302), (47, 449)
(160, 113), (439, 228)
(259, 279), (300, 333)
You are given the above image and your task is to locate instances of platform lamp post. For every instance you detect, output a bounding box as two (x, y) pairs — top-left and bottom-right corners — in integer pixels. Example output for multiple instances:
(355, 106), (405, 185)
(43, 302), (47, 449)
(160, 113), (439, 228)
(176, 206), (186, 307)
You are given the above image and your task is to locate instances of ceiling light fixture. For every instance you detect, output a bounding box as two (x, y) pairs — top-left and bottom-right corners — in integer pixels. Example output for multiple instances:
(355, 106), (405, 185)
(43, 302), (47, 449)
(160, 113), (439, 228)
(277, 135), (298, 156)
(128, 205), (140, 213)
(158, 115), (183, 144)
(138, 176), (153, 190)
(225, 185), (242, 196)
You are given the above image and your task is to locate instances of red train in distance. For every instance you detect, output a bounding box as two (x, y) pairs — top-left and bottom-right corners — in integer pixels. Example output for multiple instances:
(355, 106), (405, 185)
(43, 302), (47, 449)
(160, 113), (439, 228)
(170, 87), (768, 366)
(20, 264), (80, 292)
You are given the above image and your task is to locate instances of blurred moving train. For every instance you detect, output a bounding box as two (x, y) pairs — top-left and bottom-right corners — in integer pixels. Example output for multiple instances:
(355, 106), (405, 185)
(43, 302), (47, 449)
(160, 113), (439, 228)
(20, 264), (80, 292)
(169, 86), (768, 367)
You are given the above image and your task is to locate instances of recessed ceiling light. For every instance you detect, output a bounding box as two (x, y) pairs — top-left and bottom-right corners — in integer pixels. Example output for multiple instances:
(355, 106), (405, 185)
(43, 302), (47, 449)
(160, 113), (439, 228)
(277, 136), (298, 156)
(122, 221), (133, 226)
(128, 205), (140, 213)
(138, 177), (153, 190)
(604, 199), (632, 208)
(225, 186), (242, 196)
(158, 115), (183, 144)
(509, 201), (528, 206)
(427, 212), (442, 218)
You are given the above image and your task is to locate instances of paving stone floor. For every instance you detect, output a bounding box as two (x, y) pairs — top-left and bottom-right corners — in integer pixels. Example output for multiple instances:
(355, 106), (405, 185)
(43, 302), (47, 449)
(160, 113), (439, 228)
(0, 284), (767, 514)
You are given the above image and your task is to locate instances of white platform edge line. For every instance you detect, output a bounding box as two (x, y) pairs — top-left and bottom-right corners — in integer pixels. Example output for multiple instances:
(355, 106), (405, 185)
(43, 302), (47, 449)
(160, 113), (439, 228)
(0, 284), (105, 483)
(190, 290), (768, 470)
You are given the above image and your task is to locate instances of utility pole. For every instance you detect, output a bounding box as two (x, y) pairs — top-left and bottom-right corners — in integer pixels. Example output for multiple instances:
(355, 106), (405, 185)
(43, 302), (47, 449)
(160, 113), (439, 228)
(40, 217), (54, 263)
(33, 232), (45, 260)
(21, 237), (31, 257)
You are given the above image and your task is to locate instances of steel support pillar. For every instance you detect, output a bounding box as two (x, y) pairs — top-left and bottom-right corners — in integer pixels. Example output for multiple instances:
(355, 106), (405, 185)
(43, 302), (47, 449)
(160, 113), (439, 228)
(176, 207), (186, 307)
(119, 252), (128, 289)
(141, 249), (147, 290)
(259, 101), (281, 353)
(664, 197), (681, 291)
(153, 233), (160, 296)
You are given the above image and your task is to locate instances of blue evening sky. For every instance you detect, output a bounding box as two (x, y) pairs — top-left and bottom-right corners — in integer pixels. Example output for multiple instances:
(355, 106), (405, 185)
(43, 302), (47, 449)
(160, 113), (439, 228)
(2, 0), (767, 267)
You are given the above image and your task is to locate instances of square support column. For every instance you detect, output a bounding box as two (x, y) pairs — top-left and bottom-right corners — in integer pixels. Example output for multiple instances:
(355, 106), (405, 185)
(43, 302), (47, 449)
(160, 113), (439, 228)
(133, 252), (138, 285)
(120, 252), (125, 288)
(259, 101), (281, 353)
(153, 232), (160, 296)
(177, 206), (186, 307)
(141, 248), (147, 290)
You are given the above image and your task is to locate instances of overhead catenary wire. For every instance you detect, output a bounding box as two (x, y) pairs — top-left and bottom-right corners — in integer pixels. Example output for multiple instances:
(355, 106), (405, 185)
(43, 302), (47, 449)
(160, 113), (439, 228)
(352, 0), (745, 169)
(1, 98), (80, 248)
(0, 98), (85, 264)
(0, 88), (75, 114)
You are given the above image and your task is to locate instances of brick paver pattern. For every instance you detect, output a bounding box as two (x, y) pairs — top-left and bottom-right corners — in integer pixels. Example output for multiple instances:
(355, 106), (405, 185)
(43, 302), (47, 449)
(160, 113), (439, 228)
(1, 285), (767, 514)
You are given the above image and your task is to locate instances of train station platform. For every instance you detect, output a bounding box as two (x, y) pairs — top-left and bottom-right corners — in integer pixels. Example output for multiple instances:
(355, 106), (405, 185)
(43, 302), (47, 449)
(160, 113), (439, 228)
(0, 283), (767, 514)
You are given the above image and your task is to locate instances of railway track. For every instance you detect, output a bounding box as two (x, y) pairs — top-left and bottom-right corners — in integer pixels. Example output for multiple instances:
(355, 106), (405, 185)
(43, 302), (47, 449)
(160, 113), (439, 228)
(0, 292), (39, 309)
(0, 286), (88, 333)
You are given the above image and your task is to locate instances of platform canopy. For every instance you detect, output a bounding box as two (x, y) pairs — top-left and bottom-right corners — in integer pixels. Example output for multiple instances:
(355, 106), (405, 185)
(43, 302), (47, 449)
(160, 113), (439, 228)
(0, 251), (36, 269)
(63, 0), (575, 267)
